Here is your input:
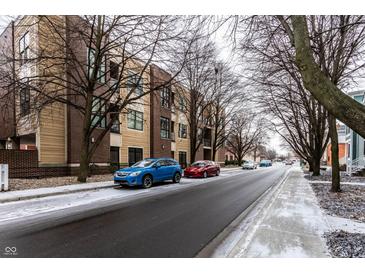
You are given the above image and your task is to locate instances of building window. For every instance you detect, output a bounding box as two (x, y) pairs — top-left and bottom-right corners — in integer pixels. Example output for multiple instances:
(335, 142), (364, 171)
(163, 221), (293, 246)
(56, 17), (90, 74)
(160, 117), (170, 139)
(178, 151), (187, 168)
(127, 109), (143, 131)
(178, 123), (187, 138)
(91, 97), (106, 128)
(110, 146), (120, 163)
(20, 84), (30, 116)
(110, 61), (119, 80)
(160, 87), (171, 108)
(353, 133), (358, 160)
(128, 147), (143, 166)
(178, 95), (187, 112)
(19, 32), (30, 65)
(110, 104), (120, 133)
(127, 71), (143, 96)
(171, 121), (175, 141)
(88, 48), (106, 83)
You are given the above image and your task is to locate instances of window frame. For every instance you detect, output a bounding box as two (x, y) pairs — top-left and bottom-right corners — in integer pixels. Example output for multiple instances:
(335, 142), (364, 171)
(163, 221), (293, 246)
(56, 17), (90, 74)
(160, 116), (170, 139)
(19, 32), (30, 66)
(109, 61), (119, 81)
(91, 97), (106, 128)
(127, 109), (144, 131)
(160, 86), (171, 109)
(88, 47), (106, 84)
(19, 82), (31, 117)
(178, 123), (187, 138)
(110, 104), (120, 133)
(127, 70), (143, 96)
(178, 95), (187, 112)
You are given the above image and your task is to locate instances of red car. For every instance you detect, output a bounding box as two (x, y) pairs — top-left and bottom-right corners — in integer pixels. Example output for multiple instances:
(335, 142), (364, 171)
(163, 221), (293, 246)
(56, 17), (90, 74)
(184, 160), (220, 178)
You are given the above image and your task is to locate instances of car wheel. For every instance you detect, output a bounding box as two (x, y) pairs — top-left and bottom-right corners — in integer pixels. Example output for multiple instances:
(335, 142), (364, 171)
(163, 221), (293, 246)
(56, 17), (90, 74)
(203, 171), (208, 178)
(216, 169), (220, 176)
(142, 175), (153, 189)
(173, 172), (181, 183)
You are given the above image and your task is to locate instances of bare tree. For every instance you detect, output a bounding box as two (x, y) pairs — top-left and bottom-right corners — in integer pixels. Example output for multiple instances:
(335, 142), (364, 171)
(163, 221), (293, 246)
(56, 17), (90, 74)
(0, 15), (201, 182)
(236, 16), (330, 176)
(173, 35), (218, 163)
(234, 15), (365, 190)
(287, 16), (365, 139)
(226, 112), (266, 166)
(208, 61), (243, 161)
(266, 149), (277, 161)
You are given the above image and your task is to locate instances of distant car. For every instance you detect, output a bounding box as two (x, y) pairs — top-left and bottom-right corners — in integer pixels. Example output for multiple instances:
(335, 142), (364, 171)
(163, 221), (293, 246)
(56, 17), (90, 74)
(114, 158), (182, 188)
(259, 160), (272, 167)
(285, 160), (293, 165)
(184, 160), (220, 178)
(242, 160), (257, 170)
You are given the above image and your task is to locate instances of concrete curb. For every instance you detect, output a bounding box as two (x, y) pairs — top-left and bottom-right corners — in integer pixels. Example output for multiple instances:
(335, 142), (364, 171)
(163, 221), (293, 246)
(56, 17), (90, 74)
(0, 182), (115, 204)
(196, 168), (292, 258)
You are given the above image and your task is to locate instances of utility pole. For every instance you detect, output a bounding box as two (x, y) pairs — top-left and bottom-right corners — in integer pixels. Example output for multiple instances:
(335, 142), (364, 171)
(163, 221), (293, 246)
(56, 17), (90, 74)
(11, 20), (17, 143)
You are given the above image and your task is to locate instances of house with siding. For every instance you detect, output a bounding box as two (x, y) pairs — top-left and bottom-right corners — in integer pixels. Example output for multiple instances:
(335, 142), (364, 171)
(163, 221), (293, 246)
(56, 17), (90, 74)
(345, 90), (365, 174)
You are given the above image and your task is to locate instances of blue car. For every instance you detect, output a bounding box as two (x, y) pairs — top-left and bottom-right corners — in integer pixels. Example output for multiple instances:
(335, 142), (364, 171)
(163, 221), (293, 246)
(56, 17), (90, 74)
(114, 158), (182, 188)
(259, 160), (272, 167)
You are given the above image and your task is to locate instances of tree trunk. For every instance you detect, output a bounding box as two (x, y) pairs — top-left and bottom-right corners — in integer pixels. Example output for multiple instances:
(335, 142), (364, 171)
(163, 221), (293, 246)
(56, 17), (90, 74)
(237, 156), (243, 166)
(329, 115), (341, 192)
(291, 16), (365, 139)
(253, 146), (257, 162)
(190, 141), (197, 164)
(212, 147), (217, 162)
(312, 157), (321, 176)
(77, 93), (93, 182)
(78, 138), (90, 183)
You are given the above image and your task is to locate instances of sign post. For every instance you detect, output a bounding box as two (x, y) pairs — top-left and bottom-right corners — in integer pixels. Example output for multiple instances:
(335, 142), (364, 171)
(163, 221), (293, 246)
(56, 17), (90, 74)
(0, 164), (9, 191)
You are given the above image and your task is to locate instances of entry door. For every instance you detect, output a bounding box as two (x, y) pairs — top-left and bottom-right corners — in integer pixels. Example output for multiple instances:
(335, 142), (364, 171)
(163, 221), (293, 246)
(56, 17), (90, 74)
(128, 147), (143, 166)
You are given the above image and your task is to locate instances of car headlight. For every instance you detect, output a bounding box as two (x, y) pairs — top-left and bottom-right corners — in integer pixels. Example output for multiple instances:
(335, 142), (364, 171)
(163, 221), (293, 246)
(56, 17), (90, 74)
(129, 171), (142, 176)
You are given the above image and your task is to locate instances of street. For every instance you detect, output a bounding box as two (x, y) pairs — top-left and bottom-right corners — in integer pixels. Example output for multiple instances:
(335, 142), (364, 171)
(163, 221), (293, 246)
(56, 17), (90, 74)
(0, 166), (289, 257)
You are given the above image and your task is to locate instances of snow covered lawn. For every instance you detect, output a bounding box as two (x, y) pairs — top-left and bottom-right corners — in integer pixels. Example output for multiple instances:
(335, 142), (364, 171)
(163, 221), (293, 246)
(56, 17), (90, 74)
(311, 183), (365, 222)
(310, 182), (365, 257)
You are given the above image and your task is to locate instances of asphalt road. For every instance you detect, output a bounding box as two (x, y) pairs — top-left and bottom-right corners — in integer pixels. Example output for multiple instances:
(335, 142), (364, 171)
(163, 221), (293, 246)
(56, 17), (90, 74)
(0, 166), (289, 258)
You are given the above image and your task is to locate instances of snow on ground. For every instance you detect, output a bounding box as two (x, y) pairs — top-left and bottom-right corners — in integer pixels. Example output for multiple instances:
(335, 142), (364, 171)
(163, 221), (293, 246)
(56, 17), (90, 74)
(0, 167), (266, 224)
(310, 180), (365, 258)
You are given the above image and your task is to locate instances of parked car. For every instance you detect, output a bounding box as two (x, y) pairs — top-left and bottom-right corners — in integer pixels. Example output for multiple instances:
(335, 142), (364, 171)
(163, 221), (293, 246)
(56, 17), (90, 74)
(242, 160), (257, 170)
(259, 159), (272, 167)
(184, 160), (220, 178)
(114, 158), (182, 188)
(284, 160), (293, 165)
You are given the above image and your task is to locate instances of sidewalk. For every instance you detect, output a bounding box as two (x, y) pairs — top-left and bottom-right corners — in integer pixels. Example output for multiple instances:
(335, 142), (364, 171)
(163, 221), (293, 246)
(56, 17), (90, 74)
(219, 167), (330, 258)
(0, 181), (114, 203)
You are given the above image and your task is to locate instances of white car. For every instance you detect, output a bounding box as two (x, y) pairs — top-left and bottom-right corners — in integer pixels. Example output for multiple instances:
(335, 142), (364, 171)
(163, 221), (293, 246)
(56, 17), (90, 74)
(242, 160), (257, 170)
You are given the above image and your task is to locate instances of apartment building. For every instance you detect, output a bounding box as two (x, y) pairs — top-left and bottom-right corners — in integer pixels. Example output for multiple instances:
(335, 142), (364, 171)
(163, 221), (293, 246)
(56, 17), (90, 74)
(0, 16), (225, 177)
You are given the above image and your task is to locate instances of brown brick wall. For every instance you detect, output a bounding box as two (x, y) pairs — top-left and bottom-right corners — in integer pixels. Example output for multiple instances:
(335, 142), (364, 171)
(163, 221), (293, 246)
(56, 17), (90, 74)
(150, 65), (172, 158)
(0, 149), (111, 178)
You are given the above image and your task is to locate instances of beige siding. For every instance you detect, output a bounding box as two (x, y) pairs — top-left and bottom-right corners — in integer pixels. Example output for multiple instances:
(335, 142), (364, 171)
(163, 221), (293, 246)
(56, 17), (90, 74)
(39, 103), (66, 164)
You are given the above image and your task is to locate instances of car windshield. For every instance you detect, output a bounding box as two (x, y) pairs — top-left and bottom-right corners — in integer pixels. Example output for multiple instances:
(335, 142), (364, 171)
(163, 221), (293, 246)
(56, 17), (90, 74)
(245, 161), (253, 164)
(192, 161), (206, 167)
(132, 159), (156, 168)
